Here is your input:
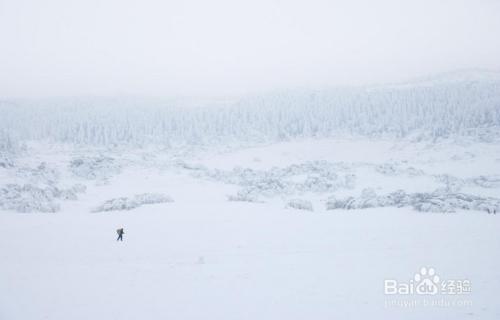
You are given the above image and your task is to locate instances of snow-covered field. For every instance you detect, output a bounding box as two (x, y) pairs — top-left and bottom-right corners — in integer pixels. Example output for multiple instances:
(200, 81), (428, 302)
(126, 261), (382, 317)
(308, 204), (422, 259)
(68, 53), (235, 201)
(1, 135), (500, 319)
(1, 72), (500, 319)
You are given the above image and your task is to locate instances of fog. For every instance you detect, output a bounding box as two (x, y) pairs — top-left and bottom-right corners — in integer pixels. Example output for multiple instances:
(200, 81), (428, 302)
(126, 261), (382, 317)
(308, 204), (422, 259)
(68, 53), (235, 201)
(1, 0), (500, 98)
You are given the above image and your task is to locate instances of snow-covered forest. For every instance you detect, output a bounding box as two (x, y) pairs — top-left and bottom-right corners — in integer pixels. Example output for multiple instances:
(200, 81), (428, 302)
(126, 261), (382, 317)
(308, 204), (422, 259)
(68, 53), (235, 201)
(2, 72), (499, 150)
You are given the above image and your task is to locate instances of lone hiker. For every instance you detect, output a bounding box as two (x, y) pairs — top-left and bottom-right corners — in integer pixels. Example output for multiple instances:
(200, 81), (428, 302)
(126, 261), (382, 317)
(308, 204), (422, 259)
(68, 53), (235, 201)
(117, 228), (125, 241)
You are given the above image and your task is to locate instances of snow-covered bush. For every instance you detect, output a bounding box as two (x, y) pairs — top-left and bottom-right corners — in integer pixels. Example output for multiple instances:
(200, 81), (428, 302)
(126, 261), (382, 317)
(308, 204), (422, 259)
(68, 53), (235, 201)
(434, 174), (465, 193)
(93, 193), (173, 212)
(94, 197), (136, 212)
(376, 162), (424, 176)
(469, 175), (500, 188)
(71, 183), (87, 194)
(185, 161), (356, 201)
(326, 188), (392, 210)
(134, 193), (173, 205)
(16, 162), (59, 185)
(0, 153), (14, 168)
(52, 184), (86, 200)
(286, 199), (314, 211)
(0, 184), (60, 213)
(0, 183), (87, 213)
(69, 156), (121, 180)
(227, 191), (261, 203)
(326, 189), (500, 213)
(433, 174), (500, 193)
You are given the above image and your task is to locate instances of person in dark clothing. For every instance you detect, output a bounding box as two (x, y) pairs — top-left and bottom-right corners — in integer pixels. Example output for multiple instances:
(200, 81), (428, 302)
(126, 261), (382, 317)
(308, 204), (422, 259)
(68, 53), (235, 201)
(117, 228), (125, 241)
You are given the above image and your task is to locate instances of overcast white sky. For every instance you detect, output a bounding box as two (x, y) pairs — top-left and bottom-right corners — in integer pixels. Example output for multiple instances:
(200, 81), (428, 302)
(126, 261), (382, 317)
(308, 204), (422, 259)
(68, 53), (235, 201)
(1, 0), (499, 98)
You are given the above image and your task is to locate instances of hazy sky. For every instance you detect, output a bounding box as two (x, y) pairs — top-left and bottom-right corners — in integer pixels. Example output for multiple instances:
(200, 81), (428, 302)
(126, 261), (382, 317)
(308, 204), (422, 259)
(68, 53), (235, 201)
(1, 0), (499, 98)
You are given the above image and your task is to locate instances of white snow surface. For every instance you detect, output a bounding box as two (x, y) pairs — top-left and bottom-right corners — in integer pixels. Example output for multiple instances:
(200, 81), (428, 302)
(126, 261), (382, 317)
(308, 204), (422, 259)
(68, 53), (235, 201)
(1, 136), (500, 319)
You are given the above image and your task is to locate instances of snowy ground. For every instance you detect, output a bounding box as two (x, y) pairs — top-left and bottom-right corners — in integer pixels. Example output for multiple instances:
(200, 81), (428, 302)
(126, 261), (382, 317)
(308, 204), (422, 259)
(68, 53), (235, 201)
(1, 137), (499, 319)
